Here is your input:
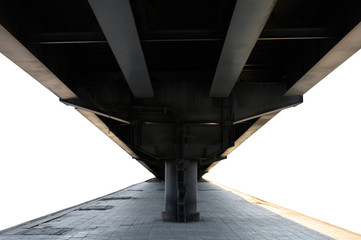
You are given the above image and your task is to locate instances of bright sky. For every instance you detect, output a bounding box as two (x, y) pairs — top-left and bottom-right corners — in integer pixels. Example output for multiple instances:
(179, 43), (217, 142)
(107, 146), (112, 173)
(0, 53), (154, 231)
(0, 49), (361, 233)
(205, 49), (361, 234)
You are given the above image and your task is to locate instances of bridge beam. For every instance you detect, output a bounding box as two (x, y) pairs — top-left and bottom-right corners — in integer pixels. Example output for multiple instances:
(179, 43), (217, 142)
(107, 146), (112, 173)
(60, 99), (130, 124)
(233, 96), (303, 124)
(88, 0), (154, 98)
(210, 0), (277, 97)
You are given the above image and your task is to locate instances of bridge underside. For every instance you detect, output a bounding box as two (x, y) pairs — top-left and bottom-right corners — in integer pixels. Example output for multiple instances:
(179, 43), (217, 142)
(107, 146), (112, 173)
(1, 0), (360, 222)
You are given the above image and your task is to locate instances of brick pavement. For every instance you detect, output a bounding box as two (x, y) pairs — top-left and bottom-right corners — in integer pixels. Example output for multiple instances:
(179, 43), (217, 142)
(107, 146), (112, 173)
(0, 180), (359, 240)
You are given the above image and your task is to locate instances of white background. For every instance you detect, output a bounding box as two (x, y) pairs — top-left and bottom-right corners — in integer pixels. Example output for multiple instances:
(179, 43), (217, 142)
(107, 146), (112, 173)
(205, 49), (361, 234)
(1, 49), (361, 233)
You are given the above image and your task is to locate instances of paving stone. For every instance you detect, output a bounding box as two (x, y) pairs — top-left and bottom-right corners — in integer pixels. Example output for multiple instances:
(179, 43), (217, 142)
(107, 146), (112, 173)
(1, 181), (359, 239)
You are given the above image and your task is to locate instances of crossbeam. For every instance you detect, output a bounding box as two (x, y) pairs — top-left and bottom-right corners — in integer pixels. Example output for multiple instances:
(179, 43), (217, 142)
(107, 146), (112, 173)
(233, 96), (303, 124)
(88, 0), (154, 98)
(210, 0), (277, 97)
(60, 99), (130, 124)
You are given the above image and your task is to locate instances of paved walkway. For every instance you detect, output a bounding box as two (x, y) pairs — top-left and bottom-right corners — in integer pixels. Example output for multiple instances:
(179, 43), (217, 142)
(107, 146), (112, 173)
(0, 180), (360, 240)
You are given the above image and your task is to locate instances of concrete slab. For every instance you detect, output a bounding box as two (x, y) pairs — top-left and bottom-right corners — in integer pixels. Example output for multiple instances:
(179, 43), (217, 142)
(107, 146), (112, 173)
(1, 180), (360, 240)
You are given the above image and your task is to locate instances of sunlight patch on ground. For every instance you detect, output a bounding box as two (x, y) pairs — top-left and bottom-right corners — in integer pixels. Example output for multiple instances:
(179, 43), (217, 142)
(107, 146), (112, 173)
(208, 179), (361, 240)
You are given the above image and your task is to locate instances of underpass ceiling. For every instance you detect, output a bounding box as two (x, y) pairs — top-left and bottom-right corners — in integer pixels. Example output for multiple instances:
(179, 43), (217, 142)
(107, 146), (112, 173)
(0, 0), (360, 179)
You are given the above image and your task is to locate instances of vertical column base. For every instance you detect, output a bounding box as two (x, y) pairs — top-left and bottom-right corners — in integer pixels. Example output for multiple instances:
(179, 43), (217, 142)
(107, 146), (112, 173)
(161, 212), (177, 222)
(161, 212), (200, 222)
(186, 212), (200, 222)
(162, 159), (200, 222)
(163, 160), (177, 221)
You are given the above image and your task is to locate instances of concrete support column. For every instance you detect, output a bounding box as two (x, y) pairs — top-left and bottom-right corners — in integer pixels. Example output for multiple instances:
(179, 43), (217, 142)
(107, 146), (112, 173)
(162, 159), (199, 222)
(184, 159), (200, 221)
(162, 160), (177, 221)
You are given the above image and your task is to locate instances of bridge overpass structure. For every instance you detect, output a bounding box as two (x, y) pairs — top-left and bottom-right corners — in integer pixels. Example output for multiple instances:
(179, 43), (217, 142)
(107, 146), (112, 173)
(1, 0), (360, 222)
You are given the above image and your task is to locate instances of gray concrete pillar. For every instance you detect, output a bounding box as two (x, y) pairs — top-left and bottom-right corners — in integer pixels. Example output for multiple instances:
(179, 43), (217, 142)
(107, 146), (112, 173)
(161, 159), (199, 222)
(184, 159), (200, 221)
(162, 160), (177, 221)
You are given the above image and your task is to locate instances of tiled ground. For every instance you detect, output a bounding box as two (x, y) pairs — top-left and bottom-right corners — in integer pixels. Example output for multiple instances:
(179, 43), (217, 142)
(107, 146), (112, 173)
(0, 180), (354, 240)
